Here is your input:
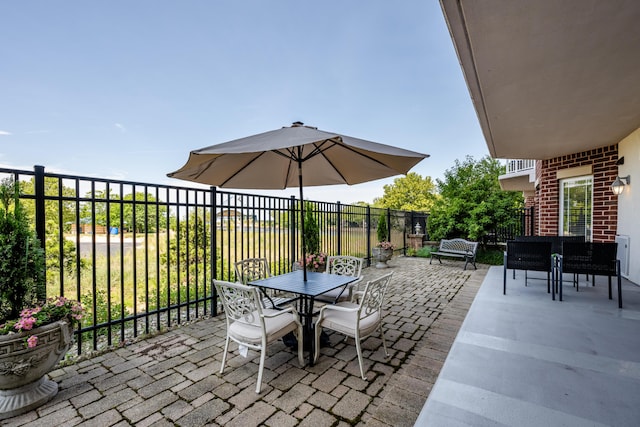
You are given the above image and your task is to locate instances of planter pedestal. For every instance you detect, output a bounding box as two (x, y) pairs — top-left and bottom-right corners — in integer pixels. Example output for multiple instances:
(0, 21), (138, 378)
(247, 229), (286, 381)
(0, 377), (58, 419)
(0, 320), (72, 420)
(372, 248), (393, 269)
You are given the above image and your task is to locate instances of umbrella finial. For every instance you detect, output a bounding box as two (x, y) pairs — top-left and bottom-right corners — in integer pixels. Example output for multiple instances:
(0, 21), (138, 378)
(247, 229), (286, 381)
(291, 121), (304, 127)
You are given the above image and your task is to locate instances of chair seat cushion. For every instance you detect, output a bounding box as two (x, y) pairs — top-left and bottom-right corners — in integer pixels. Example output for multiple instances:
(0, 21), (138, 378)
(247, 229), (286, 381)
(319, 303), (381, 337)
(229, 309), (298, 344)
(317, 286), (349, 300)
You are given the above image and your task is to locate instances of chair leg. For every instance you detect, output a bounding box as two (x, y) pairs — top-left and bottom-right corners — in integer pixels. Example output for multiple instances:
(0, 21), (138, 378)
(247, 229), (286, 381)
(220, 336), (230, 374)
(618, 272), (623, 309)
(354, 332), (366, 380)
(379, 324), (389, 358)
(503, 265), (507, 295)
(314, 324), (322, 364)
(297, 325), (305, 367)
(547, 271), (550, 294)
(256, 338), (267, 393)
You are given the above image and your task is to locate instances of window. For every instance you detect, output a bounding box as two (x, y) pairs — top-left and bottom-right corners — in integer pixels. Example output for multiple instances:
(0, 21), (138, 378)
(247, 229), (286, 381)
(559, 176), (592, 241)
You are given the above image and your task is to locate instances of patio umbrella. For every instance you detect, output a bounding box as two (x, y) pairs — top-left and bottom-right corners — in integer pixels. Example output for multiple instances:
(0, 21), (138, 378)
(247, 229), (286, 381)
(168, 121), (428, 280)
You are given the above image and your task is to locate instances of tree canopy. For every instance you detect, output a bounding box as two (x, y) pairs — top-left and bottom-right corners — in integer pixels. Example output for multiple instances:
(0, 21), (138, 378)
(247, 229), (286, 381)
(373, 172), (437, 211)
(427, 156), (523, 241)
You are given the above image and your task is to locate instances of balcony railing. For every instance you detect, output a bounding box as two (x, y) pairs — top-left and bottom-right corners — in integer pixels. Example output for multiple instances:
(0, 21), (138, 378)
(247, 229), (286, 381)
(506, 159), (535, 174)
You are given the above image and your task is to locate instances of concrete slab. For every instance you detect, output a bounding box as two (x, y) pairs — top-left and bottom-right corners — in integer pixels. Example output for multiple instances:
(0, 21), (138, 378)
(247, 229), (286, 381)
(417, 266), (640, 426)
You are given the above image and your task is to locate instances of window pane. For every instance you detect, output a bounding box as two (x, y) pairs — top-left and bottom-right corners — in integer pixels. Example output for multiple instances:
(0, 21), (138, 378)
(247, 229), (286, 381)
(560, 176), (592, 241)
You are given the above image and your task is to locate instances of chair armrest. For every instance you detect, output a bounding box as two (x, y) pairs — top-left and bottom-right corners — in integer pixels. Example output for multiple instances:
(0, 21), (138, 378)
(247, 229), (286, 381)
(350, 289), (365, 303)
(264, 306), (302, 326)
(262, 305), (297, 318)
(319, 302), (359, 318)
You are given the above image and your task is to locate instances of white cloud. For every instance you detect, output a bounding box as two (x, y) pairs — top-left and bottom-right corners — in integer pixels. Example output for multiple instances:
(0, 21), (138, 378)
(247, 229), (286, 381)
(0, 130), (12, 136)
(114, 123), (126, 133)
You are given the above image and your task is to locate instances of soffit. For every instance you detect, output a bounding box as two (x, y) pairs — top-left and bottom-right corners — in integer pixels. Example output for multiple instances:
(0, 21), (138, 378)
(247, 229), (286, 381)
(440, 0), (640, 160)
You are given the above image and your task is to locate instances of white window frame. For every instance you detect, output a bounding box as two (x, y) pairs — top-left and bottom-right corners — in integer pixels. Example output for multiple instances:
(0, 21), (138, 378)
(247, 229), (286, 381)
(559, 175), (593, 241)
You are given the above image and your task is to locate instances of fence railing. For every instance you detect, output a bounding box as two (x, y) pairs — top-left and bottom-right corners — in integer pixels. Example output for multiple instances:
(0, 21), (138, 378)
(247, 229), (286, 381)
(484, 207), (535, 244)
(1, 166), (422, 355)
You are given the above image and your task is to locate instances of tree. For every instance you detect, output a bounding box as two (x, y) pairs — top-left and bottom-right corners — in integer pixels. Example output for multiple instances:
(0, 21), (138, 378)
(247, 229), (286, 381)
(79, 189), (121, 229)
(80, 191), (168, 233)
(373, 172), (437, 212)
(427, 156), (523, 241)
(20, 177), (82, 281)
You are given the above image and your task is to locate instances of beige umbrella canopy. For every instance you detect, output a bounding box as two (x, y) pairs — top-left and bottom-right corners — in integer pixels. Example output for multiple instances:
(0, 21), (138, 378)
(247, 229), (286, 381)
(168, 121), (428, 279)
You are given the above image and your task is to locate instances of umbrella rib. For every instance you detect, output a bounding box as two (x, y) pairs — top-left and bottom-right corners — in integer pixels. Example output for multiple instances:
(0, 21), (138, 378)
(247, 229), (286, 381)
(217, 152), (268, 187)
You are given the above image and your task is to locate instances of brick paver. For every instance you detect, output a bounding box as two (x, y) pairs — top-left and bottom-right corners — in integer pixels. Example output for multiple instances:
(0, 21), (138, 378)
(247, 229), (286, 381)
(3, 256), (486, 426)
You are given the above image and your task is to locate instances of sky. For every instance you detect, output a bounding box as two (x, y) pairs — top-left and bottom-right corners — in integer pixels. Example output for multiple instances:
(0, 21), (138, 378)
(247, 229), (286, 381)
(0, 1), (489, 204)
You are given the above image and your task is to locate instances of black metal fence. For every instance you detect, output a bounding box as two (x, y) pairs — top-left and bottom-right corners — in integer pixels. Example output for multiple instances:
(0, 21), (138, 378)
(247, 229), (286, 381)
(1, 166), (420, 355)
(484, 207), (535, 244)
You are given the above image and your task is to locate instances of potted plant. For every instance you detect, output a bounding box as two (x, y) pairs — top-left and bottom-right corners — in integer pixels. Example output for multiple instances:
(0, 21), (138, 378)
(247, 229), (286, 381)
(296, 202), (327, 272)
(299, 252), (328, 272)
(372, 212), (395, 268)
(0, 178), (83, 419)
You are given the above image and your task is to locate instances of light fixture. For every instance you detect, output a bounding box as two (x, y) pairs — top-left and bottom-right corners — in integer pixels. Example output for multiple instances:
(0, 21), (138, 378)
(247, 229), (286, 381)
(611, 175), (630, 195)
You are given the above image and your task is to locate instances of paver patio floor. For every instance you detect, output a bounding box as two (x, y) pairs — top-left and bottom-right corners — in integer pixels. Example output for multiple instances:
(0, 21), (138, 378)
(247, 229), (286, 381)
(3, 256), (486, 427)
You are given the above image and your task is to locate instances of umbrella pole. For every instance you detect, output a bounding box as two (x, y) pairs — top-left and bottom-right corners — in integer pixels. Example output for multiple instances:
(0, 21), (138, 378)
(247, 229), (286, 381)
(298, 153), (307, 281)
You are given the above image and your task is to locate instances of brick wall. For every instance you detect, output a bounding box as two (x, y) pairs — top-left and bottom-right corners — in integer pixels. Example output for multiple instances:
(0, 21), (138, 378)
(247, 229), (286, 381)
(535, 145), (618, 242)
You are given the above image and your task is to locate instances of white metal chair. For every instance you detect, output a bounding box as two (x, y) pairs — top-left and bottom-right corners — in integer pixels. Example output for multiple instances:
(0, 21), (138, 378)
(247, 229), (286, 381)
(313, 272), (393, 380)
(234, 258), (294, 309)
(315, 255), (364, 304)
(214, 280), (304, 393)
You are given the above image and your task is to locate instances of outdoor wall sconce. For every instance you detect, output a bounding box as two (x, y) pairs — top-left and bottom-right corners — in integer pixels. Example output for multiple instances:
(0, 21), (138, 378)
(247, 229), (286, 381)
(611, 175), (631, 195)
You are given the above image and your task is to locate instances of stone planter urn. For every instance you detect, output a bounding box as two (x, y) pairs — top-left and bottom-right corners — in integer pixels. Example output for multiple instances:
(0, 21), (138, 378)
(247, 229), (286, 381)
(0, 320), (73, 419)
(372, 247), (393, 269)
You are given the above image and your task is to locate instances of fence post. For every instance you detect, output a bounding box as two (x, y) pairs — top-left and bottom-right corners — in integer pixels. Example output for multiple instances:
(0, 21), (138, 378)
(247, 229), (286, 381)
(529, 206), (535, 236)
(34, 165), (46, 300)
(211, 186), (217, 316)
(386, 208), (391, 242)
(337, 201), (342, 255)
(290, 195), (297, 269)
(366, 205), (371, 266)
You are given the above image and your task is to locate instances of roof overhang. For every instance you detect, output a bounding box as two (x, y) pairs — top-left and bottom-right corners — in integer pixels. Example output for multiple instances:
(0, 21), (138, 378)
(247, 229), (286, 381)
(498, 169), (535, 193)
(440, 0), (640, 160)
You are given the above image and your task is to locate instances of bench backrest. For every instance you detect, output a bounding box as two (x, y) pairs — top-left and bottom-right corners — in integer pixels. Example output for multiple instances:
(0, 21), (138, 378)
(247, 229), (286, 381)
(439, 238), (478, 255)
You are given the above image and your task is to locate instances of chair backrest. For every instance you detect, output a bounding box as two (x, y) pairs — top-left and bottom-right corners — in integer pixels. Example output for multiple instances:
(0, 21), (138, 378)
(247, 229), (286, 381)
(358, 272), (393, 321)
(326, 255), (363, 278)
(561, 242), (618, 275)
(234, 258), (271, 284)
(515, 235), (584, 254)
(505, 241), (552, 272)
(214, 280), (264, 324)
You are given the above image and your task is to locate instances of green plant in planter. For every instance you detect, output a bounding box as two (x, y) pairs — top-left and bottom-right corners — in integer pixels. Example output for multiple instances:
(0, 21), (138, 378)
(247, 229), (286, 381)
(0, 178), (45, 323)
(302, 201), (320, 255)
(376, 212), (388, 243)
(0, 178), (83, 343)
(375, 212), (395, 250)
(0, 178), (84, 419)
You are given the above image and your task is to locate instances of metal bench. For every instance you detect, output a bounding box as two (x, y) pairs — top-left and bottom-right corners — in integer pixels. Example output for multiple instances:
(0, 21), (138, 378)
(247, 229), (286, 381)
(429, 238), (478, 270)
